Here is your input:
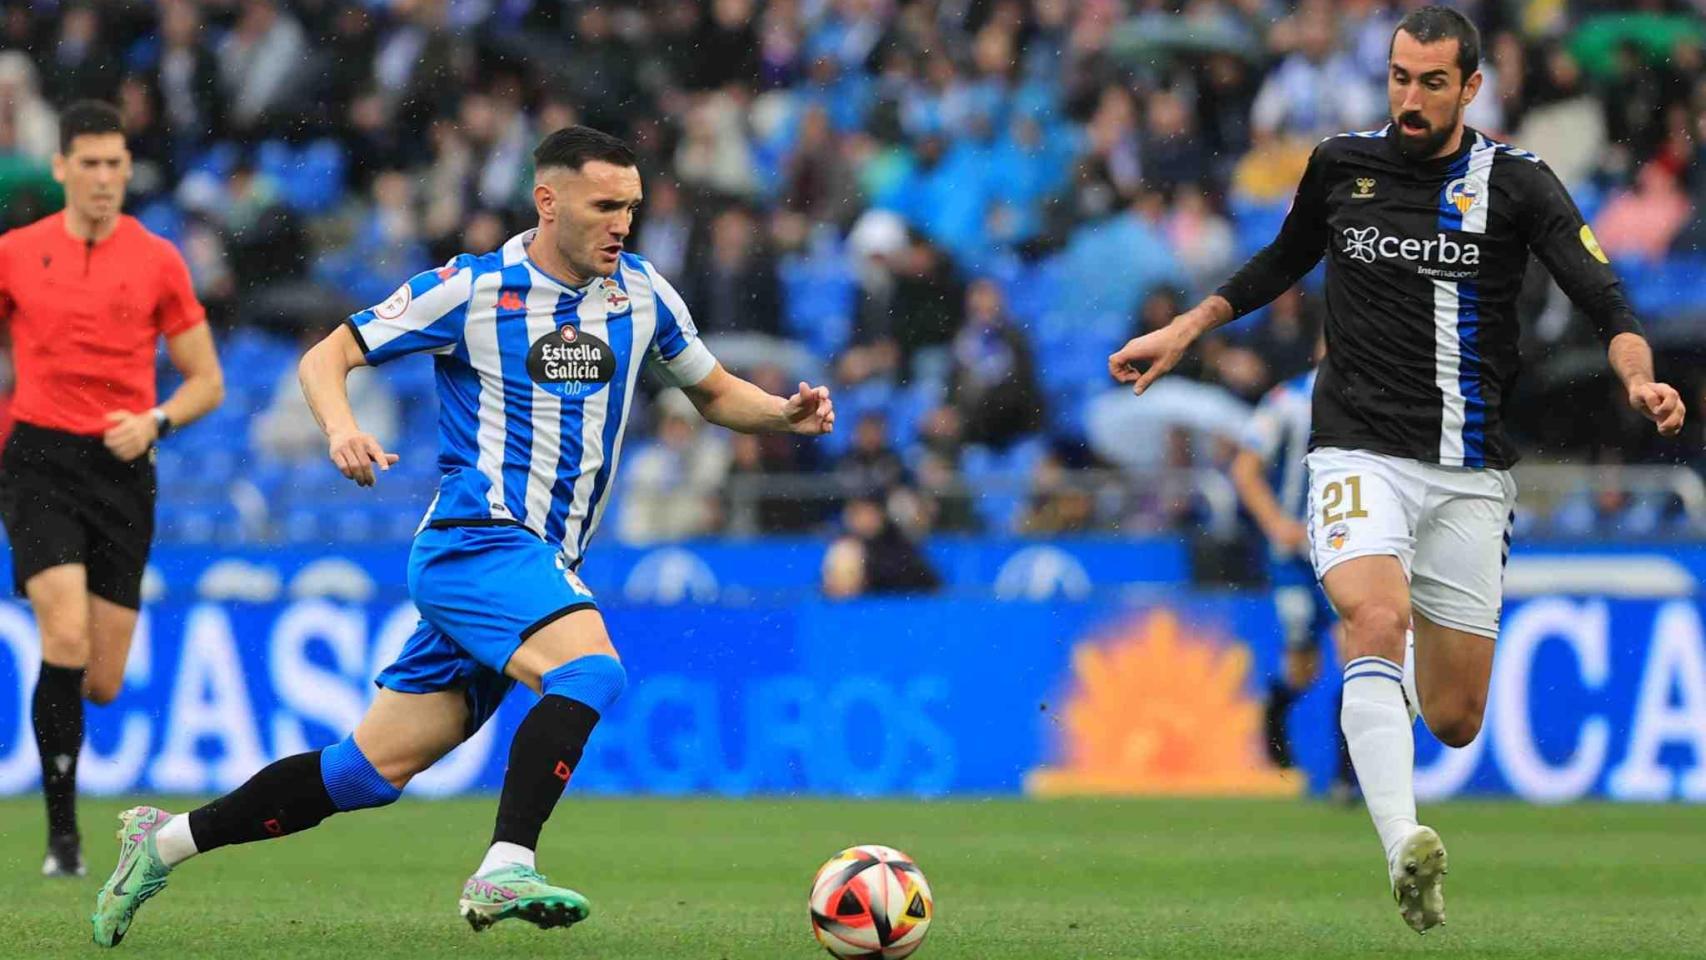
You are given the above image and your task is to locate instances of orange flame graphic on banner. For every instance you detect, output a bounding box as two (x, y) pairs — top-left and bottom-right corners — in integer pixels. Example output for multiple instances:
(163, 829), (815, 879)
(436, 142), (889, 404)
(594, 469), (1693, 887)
(1026, 610), (1303, 797)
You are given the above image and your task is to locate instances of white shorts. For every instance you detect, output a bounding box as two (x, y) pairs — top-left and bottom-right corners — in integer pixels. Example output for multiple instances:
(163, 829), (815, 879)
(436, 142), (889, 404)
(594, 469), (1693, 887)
(1305, 447), (1517, 639)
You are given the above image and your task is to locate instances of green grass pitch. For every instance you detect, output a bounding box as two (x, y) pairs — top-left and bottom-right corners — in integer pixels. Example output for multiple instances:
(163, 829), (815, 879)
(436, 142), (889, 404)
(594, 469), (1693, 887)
(1, 796), (1701, 959)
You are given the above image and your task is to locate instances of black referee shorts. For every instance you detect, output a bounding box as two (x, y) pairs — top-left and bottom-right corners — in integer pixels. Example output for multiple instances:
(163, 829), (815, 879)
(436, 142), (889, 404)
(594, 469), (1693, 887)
(0, 422), (156, 610)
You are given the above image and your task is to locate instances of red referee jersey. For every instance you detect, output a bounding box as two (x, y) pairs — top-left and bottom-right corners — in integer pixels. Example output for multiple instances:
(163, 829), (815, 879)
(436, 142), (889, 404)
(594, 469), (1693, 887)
(0, 212), (206, 437)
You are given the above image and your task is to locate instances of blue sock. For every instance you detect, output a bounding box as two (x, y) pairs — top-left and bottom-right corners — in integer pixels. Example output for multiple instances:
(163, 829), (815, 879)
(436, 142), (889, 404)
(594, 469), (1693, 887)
(320, 736), (403, 812)
(540, 654), (627, 715)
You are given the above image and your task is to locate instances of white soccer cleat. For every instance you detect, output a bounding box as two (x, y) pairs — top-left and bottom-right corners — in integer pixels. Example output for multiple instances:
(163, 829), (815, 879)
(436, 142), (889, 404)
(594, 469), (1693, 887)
(1389, 825), (1448, 934)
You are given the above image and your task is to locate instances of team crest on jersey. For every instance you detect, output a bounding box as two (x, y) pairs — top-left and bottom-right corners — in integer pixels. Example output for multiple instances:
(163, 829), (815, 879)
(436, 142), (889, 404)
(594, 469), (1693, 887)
(375, 283), (412, 321)
(554, 553), (596, 597)
(564, 567), (593, 597)
(1444, 177), (1479, 216)
(528, 326), (616, 399)
(1352, 177), (1376, 199)
(1326, 522), (1350, 551)
(600, 278), (630, 315)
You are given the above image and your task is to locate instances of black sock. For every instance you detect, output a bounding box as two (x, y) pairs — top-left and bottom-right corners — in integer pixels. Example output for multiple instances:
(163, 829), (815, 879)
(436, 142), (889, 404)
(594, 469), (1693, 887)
(492, 695), (601, 849)
(1263, 681), (1297, 769)
(187, 751), (337, 852)
(33, 663), (85, 839)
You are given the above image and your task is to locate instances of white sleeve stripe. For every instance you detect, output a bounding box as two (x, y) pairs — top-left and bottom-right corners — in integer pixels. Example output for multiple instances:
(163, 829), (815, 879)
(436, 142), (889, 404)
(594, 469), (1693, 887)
(467, 272), (510, 511)
(360, 270), (474, 351)
(658, 339), (716, 387)
(644, 261), (694, 346)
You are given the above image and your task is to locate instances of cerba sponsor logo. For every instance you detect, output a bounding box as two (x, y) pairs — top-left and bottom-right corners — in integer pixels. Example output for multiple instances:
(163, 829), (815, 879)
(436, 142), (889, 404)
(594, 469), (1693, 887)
(1341, 225), (1481, 270)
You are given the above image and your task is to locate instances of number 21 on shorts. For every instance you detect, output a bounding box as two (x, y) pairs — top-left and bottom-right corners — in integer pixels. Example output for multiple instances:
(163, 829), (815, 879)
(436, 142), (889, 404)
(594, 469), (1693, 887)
(1321, 475), (1369, 525)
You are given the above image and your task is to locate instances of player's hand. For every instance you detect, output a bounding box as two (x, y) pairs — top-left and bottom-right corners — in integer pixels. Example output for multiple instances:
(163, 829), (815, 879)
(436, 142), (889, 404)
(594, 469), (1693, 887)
(328, 428), (399, 487)
(1270, 518), (1309, 554)
(102, 410), (157, 462)
(1109, 323), (1192, 396)
(783, 381), (835, 435)
(1629, 381), (1685, 437)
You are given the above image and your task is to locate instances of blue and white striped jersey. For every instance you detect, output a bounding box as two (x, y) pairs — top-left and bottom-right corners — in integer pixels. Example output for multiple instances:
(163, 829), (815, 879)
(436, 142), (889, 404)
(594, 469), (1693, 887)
(346, 230), (717, 565)
(1238, 368), (1317, 527)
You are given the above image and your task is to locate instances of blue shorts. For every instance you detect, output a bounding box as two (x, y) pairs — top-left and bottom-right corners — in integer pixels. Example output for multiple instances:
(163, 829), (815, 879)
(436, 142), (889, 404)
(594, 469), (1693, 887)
(375, 524), (599, 734)
(1271, 556), (1333, 650)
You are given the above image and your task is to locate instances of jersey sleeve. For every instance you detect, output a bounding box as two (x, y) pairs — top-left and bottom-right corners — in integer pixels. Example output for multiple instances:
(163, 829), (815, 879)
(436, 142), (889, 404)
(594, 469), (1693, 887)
(1516, 158), (1643, 343)
(1215, 142), (1333, 319)
(154, 241), (207, 337)
(1238, 389), (1286, 461)
(346, 258), (476, 365)
(640, 260), (717, 388)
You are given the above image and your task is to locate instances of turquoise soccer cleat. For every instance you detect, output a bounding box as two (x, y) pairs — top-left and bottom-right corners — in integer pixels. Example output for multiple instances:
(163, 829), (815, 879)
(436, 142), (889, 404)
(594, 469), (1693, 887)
(91, 806), (174, 947)
(458, 864), (591, 932)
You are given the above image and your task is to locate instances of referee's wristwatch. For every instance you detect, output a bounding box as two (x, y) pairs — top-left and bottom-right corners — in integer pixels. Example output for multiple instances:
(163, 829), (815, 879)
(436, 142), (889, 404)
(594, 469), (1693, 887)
(150, 407), (173, 440)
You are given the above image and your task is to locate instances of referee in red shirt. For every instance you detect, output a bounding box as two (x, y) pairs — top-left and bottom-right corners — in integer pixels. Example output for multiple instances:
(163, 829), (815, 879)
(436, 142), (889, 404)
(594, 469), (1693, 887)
(0, 101), (223, 877)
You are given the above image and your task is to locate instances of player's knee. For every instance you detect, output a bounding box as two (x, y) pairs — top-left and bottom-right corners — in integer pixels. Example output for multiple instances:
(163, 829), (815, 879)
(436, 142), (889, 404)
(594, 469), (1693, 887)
(1430, 712), (1483, 748)
(38, 624), (90, 666)
(83, 676), (123, 706)
(541, 653), (627, 715)
(1426, 696), (1486, 748)
(320, 736), (405, 811)
(1341, 602), (1407, 656)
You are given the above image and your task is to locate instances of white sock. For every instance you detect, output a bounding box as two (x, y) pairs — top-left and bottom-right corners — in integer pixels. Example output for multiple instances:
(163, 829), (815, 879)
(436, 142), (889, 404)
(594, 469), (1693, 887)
(155, 814), (200, 868)
(1401, 629), (1421, 725)
(477, 841), (536, 876)
(1341, 657), (1419, 865)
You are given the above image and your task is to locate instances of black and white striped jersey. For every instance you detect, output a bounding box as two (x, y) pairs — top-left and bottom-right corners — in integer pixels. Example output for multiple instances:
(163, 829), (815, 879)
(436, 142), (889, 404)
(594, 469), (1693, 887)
(1216, 125), (1640, 470)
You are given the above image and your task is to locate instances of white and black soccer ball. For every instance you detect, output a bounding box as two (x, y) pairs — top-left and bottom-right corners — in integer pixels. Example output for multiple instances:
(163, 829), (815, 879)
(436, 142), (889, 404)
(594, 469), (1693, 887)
(809, 844), (933, 959)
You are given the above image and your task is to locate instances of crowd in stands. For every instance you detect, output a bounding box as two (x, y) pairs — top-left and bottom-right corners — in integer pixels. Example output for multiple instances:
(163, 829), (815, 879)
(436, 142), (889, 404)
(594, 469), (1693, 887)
(1, 0), (1703, 556)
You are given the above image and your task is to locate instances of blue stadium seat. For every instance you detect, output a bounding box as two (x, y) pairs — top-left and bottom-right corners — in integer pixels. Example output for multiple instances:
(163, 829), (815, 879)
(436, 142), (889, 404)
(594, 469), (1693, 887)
(961, 435), (1048, 532)
(253, 140), (351, 215)
(820, 379), (899, 460)
(780, 250), (856, 357)
(136, 201), (183, 245)
(1228, 196), (1288, 259)
(289, 139), (350, 215)
(187, 142), (239, 179)
(158, 502), (238, 545)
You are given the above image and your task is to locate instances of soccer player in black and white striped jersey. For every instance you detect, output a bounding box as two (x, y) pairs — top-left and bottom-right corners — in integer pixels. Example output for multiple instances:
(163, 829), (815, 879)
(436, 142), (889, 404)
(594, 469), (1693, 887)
(1110, 6), (1684, 934)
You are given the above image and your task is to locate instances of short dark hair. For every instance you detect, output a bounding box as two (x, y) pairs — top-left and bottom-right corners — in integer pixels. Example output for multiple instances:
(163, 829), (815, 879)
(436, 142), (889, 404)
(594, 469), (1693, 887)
(1392, 5), (1481, 84)
(58, 100), (124, 154)
(532, 125), (637, 174)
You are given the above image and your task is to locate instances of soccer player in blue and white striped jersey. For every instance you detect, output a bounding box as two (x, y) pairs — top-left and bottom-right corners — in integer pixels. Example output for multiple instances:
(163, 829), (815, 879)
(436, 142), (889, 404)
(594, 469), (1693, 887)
(93, 127), (836, 946)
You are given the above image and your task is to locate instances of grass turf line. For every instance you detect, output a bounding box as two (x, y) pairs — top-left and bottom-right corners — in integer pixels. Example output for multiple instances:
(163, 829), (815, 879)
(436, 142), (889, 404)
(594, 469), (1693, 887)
(0, 796), (1701, 959)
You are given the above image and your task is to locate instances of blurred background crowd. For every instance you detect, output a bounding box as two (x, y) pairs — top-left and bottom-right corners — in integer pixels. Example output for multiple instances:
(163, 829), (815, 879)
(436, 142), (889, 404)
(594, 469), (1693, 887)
(1, 0), (1704, 576)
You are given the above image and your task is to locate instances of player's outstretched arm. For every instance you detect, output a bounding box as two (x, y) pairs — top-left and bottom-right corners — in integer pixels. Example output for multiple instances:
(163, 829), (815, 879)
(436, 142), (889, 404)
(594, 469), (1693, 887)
(299, 324), (399, 486)
(681, 363), (835, 436)
(1113, 143), (1332, 397)
(1517, 162), (1685, 439)
(1608, 332), (1686, 438)
(1108, 294), (1235, 396)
